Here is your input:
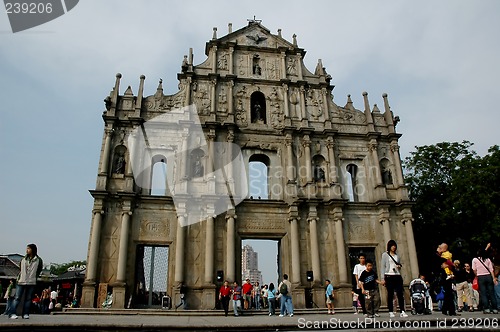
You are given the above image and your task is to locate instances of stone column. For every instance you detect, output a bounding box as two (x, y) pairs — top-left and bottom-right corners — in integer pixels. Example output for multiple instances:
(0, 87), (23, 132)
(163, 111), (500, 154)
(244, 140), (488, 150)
(285, 133), (295, 183)
(116, 211), (132, 282)
(308, 217), (321, 283)
(296, 54), (303, 80)
(211, 46), (217, 73)
(326, 137), (338, 183)
(390, 142), (405, 186)
(174, 215), (186, 283)
(280, 52), (286, 79)
(403, 218), (419, 278)
(334, 217), (348, 284)
(289, 217), (301, 283)
(210, 78), (217, 115)
(226, 215), (235, 282)
(100, 128), (113, 174)
(185, 77), (192, 106)
(180, 133), (189, 180)
(204, 216), (215, 284)
(380, 219), (391, 247)
(321, 88), (330, 121)
(369, 140), (383, 186)
(226, 130), (235, 193)
(228, 81), (234, 115)
(228, 46), (234, 75)
(206, 129), (216, 176)
(282, 83), (290, 118)
(299, 86), (306, 120)
(303, 135), (312, 183)
(86, 210), (104, 282)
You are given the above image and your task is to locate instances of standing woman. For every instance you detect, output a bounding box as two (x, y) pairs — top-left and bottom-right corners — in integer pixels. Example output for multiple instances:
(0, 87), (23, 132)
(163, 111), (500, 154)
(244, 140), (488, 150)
(267, 283), (277, 316)
(472, 247), (498, 314)
(325, 279), (335, 314)
(7, 243), (43, 319)
(381, 240), (408, 318)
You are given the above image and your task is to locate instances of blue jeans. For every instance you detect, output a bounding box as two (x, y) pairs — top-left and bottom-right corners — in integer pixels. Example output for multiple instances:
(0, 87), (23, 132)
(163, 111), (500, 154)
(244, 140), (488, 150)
(254, 294), (261, 309)
(478, 275), (497, 311)
(280, 294), (293, 315)
(8, 284), (35, 317)
(233, 299), (241, 315)
(494, 281), (500, 310)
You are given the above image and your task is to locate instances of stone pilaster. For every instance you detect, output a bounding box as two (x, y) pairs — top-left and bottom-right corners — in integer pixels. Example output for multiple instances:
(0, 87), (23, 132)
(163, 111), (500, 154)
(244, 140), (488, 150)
(303, 135), (312, 183)
(100, 128), (113, 174)
(204, 216), (215, 284)
(402, 211), (419, 279)
(308, 217), (321, 284)
(285, 133), (295, 183)
(289, 217), (301, 284)
(81, 209), (104, 308)
(226, 214), (236, 282)
(174, 214), (186, 283)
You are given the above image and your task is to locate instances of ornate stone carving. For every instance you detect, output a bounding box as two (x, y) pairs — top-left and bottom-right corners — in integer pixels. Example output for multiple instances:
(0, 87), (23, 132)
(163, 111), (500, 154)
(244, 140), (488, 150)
(218, 85), (228, 113)
(217, 51), (228, 71)
(287, 57), (297, 75)
(269, 87), (284, 129)
(266, 59), (278, 80)
(140, 219), (170, 238)
(193, 83), (210, 115)
(289, 87), (299, 118)
(305, 89), (323, 120)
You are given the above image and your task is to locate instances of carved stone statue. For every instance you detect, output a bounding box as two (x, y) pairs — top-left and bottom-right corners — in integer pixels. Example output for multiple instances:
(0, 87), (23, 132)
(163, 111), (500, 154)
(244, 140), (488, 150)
(314, 165), (325, 182)
(252, 101), (265, 123)
(114, 155), (125, 174)
(192, 155), (204, 177)
(382, 168), (393, 185)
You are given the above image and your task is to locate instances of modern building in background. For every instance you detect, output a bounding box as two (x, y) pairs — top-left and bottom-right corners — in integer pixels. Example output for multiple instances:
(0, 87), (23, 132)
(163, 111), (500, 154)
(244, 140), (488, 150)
(81, 20), (418, 309)
(241, 245), (262, 285)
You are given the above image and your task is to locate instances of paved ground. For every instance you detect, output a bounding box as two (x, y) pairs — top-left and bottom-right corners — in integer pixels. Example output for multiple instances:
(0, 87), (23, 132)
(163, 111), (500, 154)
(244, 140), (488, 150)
(0, 309), (499, 331)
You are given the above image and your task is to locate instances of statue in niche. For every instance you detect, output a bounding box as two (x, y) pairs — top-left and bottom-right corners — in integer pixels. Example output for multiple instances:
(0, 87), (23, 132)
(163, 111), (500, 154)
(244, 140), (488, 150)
(381, 167), (393, 185)
(252, 55), (262, 75)
(314, 165), (325, 182)
(287, 57), (297, 75)
(252, 101), (265, 123)
(114, 155), (125, 174)
(192, 155), (204, 178)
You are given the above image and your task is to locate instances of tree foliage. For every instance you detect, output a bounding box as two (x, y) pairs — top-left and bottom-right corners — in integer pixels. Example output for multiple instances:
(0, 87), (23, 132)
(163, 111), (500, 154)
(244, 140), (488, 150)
(404, 141), (500, 277)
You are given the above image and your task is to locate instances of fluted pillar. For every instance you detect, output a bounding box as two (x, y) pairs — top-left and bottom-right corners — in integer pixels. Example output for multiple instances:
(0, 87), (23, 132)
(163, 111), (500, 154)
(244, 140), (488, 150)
(228, 46), (234, 75)
(204, 216), (215, 284)
(299, 86), (306, 120)
(334, 217), (348, 283)
(100, 128), (113, 174)
(282, 83), (290, 117)
(116, 211), (132, 282)
(280, 52), (287, 79)
(380, 219), (391, 247)
(303, 135), (312, 183)
(228, 81), (234, 115)
(86, 210), (104, 282)
(289, 217), (301, 283)
(308, 217), (321, 283)
(285, 134), (295, 183)
(369, 140), (383, 186)
(210, 78), (217, 115)
(403, 218), (419, 278)
(391, 142), (405, 186)
(174, 215), (186, 283)
(226, 215), (235, 282)
(326, 137), (338, 183)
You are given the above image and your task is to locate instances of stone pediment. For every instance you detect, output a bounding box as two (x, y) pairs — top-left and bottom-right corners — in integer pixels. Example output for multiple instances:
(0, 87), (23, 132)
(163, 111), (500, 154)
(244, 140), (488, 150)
(211, 22), (295, 50)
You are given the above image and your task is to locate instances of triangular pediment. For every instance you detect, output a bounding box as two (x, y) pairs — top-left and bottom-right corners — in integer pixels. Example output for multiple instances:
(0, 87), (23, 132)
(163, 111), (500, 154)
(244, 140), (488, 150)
(214, 22), (295, 50)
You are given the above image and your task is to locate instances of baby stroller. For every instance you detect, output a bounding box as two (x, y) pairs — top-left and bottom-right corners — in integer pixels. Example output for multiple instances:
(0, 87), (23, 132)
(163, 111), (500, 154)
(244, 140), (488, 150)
(409, 278), (432, 315)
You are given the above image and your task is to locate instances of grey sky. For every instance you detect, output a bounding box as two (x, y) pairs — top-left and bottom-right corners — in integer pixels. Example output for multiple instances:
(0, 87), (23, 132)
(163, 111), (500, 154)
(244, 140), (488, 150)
(1, 0), (499, 273)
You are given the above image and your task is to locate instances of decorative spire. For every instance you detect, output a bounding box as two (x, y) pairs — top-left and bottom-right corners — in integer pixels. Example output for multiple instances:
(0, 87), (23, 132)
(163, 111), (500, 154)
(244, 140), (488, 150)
(345, 94), (354, 110)
(315, 59), (325, 76)
(362, 91), (375, 130)
(372, 103), (381, 113)
(277, 29), (282, 38)
(124, 85), (133, 96)
(382, 93), (395, 133)
(292, 34), (297, 46)
(228, 23), (232, 34)
(212, 27), (217, 40)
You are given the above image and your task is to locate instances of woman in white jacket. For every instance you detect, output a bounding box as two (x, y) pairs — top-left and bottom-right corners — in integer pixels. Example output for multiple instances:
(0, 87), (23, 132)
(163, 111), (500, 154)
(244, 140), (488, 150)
(8, 243), (43, 320)
(381, 240), (408, 318)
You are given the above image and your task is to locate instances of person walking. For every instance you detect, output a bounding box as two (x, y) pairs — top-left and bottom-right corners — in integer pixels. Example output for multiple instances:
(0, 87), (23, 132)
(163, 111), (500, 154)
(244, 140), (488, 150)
(232, 281), (242, 316)
(253, 281), (261, 310)
(453, 260), (473, 312)
(175, 282), (187, 310)
(464, 262), (478, 311)
(7, 243), (43, 319)
(359, 259), (382, 318)
(472, 248), (498, 314)
(218, 280), (231, 317)
(278, 274), (293, 317)
(3, 279), (16, 315)
(381, 240), (408, 318)
(352, 253), (367, 316)
(261, 284), (268, 309)
(325, 279), (335, 314)
(267, 282), (277, 316)
(242, 279), (252, 310)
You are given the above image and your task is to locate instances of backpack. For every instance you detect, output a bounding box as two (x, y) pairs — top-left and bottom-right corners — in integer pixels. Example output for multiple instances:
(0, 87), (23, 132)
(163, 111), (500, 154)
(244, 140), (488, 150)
(279, 282), (288, 295)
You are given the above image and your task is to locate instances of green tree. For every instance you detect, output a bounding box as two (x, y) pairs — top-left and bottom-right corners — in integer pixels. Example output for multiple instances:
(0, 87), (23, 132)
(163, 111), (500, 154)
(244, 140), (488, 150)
(404, 141), (500, 278)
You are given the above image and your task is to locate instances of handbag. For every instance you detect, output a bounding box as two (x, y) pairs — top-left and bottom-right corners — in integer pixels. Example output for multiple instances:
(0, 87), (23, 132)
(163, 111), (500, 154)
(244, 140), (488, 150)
(436, 287), (445, 301)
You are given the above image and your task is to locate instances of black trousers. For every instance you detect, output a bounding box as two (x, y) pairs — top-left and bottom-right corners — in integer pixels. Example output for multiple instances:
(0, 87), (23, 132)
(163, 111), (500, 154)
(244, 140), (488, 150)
(385, 274), (405, 313)
(221, 296), (230, 316)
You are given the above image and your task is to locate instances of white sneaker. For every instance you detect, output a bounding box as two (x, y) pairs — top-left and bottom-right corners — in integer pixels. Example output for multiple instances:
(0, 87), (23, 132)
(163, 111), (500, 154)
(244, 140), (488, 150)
(400, 311), (408, 318)
(374, 313), (380, 317)
(289, 313), (294, 317)
(10, 314), (18, 319)
(389, 312), (395, 318)
(279, 314), (284, 317)
(23, 314), (29, 319)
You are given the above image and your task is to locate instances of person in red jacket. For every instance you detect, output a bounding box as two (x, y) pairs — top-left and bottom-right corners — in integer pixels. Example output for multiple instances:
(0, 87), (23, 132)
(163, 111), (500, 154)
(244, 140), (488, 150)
(242, 279), (253, 310)
(219, 280), (231, 317)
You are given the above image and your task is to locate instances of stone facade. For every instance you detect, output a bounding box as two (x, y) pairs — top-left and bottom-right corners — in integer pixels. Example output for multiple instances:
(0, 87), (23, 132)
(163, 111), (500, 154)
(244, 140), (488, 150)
(81, 21), (418, 310)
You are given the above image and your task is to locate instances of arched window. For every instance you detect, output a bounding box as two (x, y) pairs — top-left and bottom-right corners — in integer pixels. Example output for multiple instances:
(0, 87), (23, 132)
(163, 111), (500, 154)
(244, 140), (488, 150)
(250, 91), (266, 124)
(312, 155), (326, 182)
(248, 154), (270, 199)
(190, 148), (205, 178)
(380, 158), (393, 185)
(346, 164), (358, 202)
(151, 155), (168, 196)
